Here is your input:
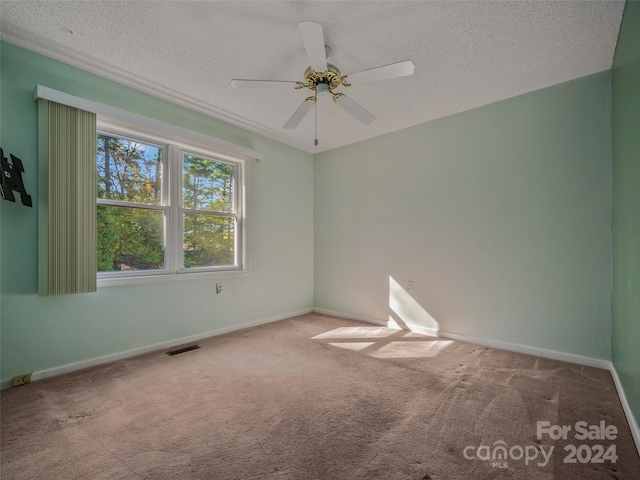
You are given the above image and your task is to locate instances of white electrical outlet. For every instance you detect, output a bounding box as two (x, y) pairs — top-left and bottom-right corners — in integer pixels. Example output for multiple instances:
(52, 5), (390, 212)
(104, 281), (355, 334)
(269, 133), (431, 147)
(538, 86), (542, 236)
(407, 281), (413, 293)
(216, 283), (223, 294)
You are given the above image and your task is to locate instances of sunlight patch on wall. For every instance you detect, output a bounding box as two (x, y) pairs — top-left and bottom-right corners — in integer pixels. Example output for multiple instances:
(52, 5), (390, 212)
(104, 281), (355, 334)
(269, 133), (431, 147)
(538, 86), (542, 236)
(388, 276), (440, 333)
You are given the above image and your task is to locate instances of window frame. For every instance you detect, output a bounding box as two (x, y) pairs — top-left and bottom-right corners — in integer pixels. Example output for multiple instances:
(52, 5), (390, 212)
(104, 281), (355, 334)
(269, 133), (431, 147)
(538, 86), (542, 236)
(177, 146), (244, 273)
(96, 121), (247, 286)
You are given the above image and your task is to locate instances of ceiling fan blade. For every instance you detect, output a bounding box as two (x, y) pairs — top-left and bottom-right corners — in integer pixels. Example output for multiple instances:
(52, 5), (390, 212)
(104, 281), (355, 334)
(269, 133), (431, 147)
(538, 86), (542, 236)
(283, 99), (314, 129)
(345, 60), (416, 85)
(230, 79), (298, 89)
(335, 95), (375, 125)
(299, 21), (327, 72)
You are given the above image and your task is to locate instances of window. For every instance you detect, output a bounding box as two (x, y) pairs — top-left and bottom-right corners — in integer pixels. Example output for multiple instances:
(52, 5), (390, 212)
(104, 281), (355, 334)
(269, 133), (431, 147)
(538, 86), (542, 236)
(96, 125), (245, 280)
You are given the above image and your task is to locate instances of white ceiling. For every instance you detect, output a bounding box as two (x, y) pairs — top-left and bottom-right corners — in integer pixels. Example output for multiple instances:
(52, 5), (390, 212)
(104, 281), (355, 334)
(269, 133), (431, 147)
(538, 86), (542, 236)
(0, 1), (624, 153)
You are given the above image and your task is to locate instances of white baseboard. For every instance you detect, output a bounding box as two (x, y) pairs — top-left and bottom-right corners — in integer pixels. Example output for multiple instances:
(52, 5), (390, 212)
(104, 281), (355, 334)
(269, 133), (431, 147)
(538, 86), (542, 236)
(3, 306), (638, 459)
(0, 307), (313, 391)
(436, 329), (612, 370)
(313, 307), (388, 326)
(313, 307), (445, 336)
(608, 363), (640, 459)
(314, 307), (640, 457)
(314, 308), (610, 369)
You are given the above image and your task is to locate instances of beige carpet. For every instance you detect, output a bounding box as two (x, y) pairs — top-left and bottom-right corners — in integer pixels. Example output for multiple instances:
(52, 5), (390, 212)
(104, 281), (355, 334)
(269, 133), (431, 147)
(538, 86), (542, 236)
(1, 313), (638, 479)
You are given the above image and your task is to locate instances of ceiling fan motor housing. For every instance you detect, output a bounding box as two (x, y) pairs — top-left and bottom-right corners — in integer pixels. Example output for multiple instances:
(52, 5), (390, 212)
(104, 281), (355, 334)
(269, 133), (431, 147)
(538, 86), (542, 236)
(300, 63), (345, 93)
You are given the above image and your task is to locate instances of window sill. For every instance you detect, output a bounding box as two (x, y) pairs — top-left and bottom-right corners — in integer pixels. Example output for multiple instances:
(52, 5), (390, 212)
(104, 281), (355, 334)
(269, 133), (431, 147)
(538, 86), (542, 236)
(97, 269), (248, 288)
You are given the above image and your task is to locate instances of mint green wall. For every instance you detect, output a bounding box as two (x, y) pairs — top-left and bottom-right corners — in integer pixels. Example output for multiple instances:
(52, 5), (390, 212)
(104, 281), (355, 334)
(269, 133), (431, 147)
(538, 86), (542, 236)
(315, 72), (612, 360)
(612, 1), (640, 427)
(0, 42), (314, 383)
(0, 38), (620, 386)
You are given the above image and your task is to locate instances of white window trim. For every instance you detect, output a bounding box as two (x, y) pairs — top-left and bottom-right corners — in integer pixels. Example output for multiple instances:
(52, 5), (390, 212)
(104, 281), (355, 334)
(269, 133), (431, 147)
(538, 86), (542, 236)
(31, 86), (257, 287)
(96, 122), (249, 287)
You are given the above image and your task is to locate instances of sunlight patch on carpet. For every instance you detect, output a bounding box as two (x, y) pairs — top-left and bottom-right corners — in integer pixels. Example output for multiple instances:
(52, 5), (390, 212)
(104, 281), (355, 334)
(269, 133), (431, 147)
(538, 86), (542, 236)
(327, 342), (376, 352)
(368, 340), (453, 358)
(312, 326), (396, 339)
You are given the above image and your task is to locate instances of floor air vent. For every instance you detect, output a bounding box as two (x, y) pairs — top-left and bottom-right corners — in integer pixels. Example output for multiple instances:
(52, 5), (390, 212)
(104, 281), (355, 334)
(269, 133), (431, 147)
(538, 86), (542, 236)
(166, 342), (201, 356)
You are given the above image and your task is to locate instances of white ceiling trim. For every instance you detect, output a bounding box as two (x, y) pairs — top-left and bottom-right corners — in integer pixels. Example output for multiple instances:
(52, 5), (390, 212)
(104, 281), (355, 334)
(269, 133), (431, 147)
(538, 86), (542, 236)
(34, 84), (263, 161)
(5, 30), (293, 151)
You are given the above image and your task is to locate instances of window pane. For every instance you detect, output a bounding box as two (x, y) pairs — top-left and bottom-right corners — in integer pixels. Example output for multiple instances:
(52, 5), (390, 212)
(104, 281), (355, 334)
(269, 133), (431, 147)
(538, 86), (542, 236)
(183, 154), (234, 212)
(97, 134), (163, 205)
(183, 214), (235, 268)
(97, 205), (165, 272)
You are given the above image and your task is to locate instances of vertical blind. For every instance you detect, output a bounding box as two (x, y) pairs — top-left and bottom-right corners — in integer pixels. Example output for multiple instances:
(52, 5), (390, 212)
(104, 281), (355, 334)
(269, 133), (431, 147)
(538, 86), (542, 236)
(45, 101), (97, 295)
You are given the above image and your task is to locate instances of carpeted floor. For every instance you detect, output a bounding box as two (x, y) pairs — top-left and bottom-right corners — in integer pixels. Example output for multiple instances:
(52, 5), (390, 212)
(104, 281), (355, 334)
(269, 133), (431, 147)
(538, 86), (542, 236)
(1, 313), (639, 479)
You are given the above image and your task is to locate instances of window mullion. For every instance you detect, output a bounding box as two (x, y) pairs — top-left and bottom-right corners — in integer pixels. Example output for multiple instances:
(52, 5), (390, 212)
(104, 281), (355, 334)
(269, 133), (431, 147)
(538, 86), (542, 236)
(168, 144), (182, 272)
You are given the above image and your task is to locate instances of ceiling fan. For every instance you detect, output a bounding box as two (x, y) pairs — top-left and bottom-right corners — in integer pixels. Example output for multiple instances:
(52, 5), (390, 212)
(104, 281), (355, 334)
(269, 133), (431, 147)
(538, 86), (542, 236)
(230, 21), (415, 146)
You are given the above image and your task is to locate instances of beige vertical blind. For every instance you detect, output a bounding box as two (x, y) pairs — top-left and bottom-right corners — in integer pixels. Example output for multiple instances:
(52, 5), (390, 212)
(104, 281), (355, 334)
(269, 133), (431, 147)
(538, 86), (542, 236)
(46, 101), (97, 295)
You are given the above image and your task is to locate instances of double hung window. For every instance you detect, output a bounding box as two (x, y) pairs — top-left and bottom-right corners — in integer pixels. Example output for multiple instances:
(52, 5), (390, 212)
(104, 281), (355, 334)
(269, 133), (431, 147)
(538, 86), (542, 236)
(96, 125), (244, 279)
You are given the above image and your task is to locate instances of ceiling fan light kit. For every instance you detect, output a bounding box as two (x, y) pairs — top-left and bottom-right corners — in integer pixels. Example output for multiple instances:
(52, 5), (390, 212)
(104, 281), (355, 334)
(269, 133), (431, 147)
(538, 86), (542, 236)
(231, 20), (415, 146)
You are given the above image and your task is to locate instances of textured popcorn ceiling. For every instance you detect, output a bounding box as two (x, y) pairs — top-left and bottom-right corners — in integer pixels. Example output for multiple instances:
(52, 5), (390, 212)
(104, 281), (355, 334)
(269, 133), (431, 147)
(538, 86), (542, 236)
(0, 1), (624, 153)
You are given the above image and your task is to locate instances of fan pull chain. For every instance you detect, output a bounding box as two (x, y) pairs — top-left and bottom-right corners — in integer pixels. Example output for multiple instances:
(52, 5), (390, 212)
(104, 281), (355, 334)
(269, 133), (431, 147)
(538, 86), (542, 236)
(314, 100), (318, 146)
